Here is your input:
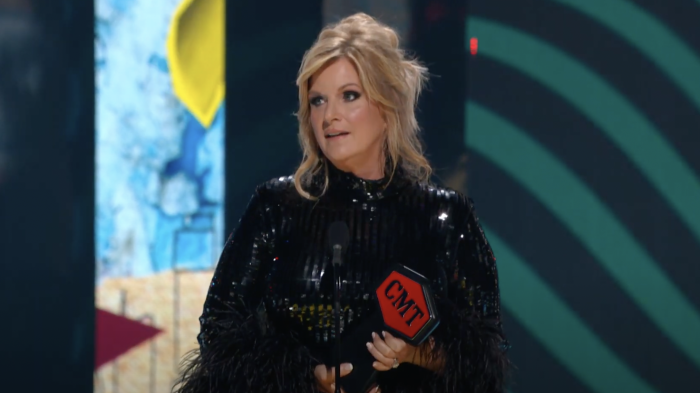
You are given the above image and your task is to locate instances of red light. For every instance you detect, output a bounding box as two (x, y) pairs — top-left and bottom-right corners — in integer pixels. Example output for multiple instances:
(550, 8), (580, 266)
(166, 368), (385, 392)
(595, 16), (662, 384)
(470, 37), (478, 55)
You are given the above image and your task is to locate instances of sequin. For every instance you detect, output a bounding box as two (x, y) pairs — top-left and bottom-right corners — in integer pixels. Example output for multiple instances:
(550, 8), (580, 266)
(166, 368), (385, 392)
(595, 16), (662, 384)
(197, 162), (502, 362)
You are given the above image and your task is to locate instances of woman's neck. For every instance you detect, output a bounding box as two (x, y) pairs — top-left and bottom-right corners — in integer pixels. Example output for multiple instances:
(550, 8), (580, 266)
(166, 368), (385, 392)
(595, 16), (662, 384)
(330, 154), (385, 180)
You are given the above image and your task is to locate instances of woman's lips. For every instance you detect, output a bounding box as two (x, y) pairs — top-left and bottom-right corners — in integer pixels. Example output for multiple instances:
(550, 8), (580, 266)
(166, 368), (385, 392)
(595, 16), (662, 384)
(325, 131), (350, 139)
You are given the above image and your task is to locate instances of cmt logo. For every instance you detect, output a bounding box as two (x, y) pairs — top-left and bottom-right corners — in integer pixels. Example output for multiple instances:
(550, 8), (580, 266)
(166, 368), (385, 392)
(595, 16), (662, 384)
(384, 280), (426, 326)
(376, 271), (432, 339)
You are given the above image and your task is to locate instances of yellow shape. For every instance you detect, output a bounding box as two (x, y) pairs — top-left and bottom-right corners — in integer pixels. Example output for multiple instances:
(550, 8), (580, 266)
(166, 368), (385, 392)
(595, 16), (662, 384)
(166, 0), (225, 128)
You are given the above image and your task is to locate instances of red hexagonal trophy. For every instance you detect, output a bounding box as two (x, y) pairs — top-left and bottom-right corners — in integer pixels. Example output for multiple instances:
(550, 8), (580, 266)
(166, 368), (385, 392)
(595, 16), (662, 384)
(375, 264), (440, 346)
(338, 264), (440, 393)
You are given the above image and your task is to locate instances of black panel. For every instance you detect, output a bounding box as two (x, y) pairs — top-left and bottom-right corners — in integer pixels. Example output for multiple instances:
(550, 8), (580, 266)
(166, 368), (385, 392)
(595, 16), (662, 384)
(225, 0), (324, 232)
(0, 1), (95, 392)
(408, 0), (469, 182)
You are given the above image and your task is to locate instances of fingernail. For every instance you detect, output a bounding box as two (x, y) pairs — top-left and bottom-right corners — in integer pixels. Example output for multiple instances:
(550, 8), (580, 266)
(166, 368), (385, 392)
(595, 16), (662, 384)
(342, 363), (353, 372)
(330, 383), (335, 390)
(366, 342), (372, 349)
(382, 331), (386, 337)
(372, 332), (377, 339)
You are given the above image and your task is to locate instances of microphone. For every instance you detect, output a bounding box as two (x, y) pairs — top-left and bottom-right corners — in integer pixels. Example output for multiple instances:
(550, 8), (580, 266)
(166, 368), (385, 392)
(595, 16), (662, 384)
(328, 221), (349, 393)
(338, 264), (440, 393)
(329, 221), (349, 266)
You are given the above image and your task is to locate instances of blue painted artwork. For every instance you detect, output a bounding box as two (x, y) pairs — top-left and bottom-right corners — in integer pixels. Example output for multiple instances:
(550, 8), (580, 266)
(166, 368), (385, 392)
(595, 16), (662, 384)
(95, 0), (224, 282)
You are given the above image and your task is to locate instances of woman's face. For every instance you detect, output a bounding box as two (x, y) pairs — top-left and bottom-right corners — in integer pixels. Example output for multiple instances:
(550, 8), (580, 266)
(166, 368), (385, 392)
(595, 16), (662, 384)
(309, 57), (386, 178)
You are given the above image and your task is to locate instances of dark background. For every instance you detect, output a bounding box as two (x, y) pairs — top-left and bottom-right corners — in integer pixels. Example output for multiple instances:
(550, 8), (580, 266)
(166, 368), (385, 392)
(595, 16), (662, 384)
(225, 1), (700, 392)
(1, 0), (699, 392)
(0, 1), (95, 392)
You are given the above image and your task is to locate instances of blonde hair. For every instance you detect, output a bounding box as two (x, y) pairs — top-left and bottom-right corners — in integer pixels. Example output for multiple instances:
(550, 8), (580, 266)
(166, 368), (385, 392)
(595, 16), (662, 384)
(293, 13), (432, 199)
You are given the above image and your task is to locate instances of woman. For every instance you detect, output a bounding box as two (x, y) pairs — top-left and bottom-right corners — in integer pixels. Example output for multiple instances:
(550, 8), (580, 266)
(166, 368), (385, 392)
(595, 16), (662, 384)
(175, 13), (510, 393)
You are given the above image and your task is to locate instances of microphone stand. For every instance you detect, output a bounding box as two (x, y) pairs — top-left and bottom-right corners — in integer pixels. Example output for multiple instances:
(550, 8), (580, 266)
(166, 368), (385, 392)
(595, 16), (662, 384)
(332, 244), (342, 393)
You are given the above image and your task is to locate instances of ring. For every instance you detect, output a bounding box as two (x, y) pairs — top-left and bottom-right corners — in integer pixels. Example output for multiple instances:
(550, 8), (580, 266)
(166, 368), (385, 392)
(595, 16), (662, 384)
(392, 358), (399, 369)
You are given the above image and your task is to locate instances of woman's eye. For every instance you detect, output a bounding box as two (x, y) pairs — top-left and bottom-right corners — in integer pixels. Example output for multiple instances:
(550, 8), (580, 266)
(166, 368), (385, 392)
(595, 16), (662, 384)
(344, 90), (361, 101)
(310, 96), (325, 107)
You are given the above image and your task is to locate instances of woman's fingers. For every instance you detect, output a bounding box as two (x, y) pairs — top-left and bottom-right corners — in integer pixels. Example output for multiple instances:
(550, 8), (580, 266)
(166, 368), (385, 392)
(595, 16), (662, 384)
(314, 364), (329, 381)
(371, 332), (394, 358)
(369, 385), (382, 393)
(367, 341), (393, 367)
(314, 364), (332, 393)
(330, 381), (348, 393)
(331, 370), (352, 393)
(340, 363), (354, 377)
(317, 363), (353, 381)
(381, 331), (405, 353)
(315, 363), (352, 393)
(372, 360), (392, 371)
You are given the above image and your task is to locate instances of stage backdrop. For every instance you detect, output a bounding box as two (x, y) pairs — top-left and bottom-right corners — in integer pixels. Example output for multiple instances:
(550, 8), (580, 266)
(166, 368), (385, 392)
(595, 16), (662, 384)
(464, 1), (700, 393)
(1, 1), (94, 392)
(225, 1), (700, 393)
(95, 0), (224, 391)
(93, 0), (700, 392)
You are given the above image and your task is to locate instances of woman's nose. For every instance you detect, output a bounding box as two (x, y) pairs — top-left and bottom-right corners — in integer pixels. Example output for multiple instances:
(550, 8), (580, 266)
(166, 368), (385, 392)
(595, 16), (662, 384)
(324, 99), (340, 123)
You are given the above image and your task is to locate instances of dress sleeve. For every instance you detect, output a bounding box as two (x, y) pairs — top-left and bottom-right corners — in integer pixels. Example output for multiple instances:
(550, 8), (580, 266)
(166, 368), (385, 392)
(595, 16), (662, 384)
(430, 198), (511, 393)
(173, 189), (318, 393)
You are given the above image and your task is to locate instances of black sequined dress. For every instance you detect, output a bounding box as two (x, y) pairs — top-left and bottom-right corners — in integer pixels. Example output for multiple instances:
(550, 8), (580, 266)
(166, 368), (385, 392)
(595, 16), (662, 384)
(176, 164), (510, 393)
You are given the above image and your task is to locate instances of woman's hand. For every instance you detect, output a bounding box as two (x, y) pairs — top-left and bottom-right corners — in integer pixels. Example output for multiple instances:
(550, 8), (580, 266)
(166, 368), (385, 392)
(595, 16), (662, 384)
(366, 331), (420, 371)
(314, 363), (353, 393)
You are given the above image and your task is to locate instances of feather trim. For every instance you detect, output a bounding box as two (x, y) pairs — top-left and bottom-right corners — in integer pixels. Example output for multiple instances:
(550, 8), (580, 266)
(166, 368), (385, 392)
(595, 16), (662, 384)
(429, 306), (511, 393)
(173, 311), (319, 393)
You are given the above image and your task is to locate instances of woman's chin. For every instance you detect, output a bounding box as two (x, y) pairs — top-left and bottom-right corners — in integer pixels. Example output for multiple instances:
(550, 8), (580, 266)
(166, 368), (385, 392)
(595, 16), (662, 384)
(324, 152), (355, 169)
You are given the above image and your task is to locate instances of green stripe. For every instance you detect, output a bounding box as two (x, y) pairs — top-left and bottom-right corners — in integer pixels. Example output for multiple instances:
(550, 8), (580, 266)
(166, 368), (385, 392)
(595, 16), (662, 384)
(466, 101), (700, 368)
(483, 224), (657, 393)
(467, 16), (700, 267)
(550, 0), (700, 113)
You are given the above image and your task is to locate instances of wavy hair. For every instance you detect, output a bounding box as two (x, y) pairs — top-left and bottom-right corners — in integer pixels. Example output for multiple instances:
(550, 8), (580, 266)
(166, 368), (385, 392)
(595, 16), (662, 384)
(294, 13), (431, 199)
